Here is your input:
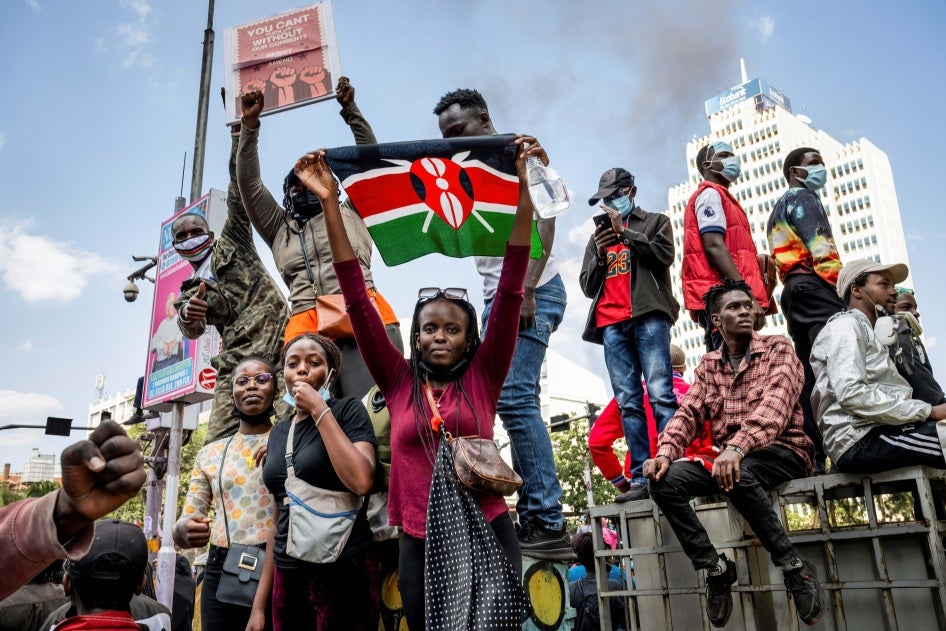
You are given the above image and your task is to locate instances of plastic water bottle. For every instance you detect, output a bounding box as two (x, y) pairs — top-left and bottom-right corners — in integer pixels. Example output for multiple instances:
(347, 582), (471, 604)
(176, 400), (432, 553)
(526, 156), (569, 218)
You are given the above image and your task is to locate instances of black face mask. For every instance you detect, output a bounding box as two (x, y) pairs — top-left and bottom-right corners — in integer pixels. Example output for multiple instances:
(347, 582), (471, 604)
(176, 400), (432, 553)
(418, 357), (470, 382)
(286, 189), (323, 222)
(235, 407), (275, 426)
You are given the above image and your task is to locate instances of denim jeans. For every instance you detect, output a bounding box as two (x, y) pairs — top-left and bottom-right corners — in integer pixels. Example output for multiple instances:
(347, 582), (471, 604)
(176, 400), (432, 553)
(482, 274), (566, 530)
(601, 313), (677, 481)
(648, 445), (806, 570)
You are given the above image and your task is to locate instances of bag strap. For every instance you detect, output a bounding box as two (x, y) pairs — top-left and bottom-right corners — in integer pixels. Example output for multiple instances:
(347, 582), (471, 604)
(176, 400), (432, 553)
(423, 380), (481, 440)
(217, 435), (237, 548)
(423, 381), (447, 436)
(285, 416), (300, 481)
(284, 411), (369, 508)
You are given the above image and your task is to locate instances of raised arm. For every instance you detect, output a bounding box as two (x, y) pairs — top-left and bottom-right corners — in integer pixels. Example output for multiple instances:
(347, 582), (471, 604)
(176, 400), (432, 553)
(236, 90), (284, 248)
(509, 135), (542, 247)
(294, 151), (407, 391)
(335, 76), (377, 146)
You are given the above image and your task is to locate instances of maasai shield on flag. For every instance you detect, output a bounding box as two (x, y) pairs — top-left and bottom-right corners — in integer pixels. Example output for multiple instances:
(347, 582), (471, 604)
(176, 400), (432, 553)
(325, 134), (543, 266)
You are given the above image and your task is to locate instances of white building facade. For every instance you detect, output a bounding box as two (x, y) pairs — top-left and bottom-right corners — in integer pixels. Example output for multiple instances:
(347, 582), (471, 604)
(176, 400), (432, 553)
(21, 448), (57, 483)
(666, 77), (912, 370)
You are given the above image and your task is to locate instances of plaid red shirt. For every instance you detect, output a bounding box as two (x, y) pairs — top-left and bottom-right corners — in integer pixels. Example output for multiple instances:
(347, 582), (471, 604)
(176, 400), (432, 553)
(657, 333), (813, 473)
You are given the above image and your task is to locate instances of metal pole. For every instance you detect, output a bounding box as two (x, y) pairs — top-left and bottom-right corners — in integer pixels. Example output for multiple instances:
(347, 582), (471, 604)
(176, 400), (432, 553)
(189, 0), (215, 203)
(143, 462), (164, 559)
(155, 402), (185, 608)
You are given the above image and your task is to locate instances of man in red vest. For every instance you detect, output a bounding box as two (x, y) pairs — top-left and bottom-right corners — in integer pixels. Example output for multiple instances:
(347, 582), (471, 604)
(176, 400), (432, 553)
(682, 141), (768, 351)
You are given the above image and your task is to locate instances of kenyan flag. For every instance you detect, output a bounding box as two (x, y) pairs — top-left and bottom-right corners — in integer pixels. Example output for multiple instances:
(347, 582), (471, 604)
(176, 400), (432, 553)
(325, 134), (543, 266)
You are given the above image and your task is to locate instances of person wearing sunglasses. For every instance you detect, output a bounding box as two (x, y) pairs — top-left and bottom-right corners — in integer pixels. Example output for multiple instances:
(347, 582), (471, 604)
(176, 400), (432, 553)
(173, 356), (278, 631)
(581, 167), (680, 501)
(291, 135), (541, 630)
(175, 96), (290, 444)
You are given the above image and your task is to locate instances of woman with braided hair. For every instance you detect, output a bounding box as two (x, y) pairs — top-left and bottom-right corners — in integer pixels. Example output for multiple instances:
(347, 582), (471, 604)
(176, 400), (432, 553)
(260, 333), (379, 630)
(292, 135), (545, 629)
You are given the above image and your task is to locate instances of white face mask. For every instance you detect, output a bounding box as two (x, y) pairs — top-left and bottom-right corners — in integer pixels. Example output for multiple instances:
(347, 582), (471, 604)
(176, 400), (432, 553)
(873, 315), (897, 346)
(860, 290), (897, 346)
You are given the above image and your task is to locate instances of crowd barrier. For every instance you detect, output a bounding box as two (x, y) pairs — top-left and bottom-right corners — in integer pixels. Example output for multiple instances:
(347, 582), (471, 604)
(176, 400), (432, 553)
(589, 465), (946, 630)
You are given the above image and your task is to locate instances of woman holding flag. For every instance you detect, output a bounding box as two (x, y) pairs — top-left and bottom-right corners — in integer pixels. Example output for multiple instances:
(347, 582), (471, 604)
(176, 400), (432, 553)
(293, 135), (545, 629)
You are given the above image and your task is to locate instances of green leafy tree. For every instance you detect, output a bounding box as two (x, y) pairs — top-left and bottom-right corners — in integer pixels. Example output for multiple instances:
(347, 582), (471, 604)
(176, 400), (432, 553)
(110, 421), (207, 525)
(25, 479), (60, 498)
(1, 486), (24, 506)
(551, 417), (620, 515)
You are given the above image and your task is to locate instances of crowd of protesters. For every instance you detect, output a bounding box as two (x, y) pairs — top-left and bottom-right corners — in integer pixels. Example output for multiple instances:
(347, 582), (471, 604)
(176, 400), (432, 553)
(2, 77), (944, 631)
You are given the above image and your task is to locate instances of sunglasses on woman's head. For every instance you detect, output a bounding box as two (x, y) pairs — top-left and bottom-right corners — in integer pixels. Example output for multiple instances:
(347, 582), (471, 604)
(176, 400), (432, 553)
(233, 373), (273, 387)
(417, 287), (469, 302)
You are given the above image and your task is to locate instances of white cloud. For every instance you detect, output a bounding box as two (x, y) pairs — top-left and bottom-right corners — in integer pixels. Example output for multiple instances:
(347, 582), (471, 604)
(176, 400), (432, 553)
(0, 390), (63, 420)
(120, 0), (151, 21)
(926, 335), (937, 350)
(0, 131), (5, 150)
(750, 16), (775, 44)
(24, 0), (41, 11)
(122, 47), (155, 69)
(97, 0), (156, 68)
(0, 220), (118, 302)
(19, 339), (32, 351)
(116, 22), (151, 47)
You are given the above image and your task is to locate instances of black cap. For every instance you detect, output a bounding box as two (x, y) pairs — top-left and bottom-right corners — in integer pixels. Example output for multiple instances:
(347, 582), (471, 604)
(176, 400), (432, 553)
(66, 520), (148, 583)
(588, 167), (635, 205)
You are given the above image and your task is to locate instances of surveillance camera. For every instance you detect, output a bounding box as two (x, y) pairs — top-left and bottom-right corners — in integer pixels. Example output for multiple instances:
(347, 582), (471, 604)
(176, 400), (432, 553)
(123, 281), (140, 303)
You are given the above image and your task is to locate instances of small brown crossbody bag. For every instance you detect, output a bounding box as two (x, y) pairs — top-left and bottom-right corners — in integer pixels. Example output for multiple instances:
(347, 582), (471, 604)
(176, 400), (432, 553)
(424, 382), (523, 497)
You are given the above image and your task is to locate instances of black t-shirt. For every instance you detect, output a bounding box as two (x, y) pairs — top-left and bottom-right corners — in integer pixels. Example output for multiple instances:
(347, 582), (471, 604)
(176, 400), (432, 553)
(263, 397), (377, 569)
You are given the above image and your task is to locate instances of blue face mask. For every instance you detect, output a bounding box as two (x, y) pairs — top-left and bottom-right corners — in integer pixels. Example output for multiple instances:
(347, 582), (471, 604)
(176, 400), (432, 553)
(606, 194), (633, 217)
(317, 368), (336, 401)
(797, 164), (827, 191)
(282, 391), (296, 409)
(718, 156), (741, 182)
(281, 368), (336, 409)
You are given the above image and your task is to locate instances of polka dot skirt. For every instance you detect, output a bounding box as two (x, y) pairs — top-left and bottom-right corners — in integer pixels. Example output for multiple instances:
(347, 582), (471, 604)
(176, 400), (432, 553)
(424, 438), (527, 630)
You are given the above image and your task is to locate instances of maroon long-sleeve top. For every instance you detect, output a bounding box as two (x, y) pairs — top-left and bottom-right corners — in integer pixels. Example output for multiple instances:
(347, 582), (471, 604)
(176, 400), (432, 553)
(335, 244), (528, 537)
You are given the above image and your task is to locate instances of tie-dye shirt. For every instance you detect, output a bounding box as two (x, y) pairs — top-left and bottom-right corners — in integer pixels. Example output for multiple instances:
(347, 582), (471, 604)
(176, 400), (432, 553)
(181, 431), (275, 547)
(766, 187), (842, 286)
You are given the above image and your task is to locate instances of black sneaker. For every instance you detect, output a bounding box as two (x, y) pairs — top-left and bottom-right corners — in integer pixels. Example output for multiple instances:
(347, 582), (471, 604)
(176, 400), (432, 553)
(705, 554), (737, 628)
(518, 522), (575, 562)
(783, 558), (827, 625)
(614, 484), (650, 503)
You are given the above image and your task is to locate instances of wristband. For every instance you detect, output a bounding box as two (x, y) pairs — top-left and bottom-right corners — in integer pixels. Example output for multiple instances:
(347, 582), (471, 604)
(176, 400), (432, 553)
(314, 407), (331, 428)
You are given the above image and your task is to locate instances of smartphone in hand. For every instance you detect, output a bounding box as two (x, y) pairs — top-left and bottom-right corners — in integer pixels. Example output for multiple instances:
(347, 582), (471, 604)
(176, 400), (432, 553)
(593, 213), (613, 230)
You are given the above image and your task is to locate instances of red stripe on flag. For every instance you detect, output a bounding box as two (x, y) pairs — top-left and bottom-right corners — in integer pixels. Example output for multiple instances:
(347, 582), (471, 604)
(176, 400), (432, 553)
(465, 166), (519, 206)
(343, 172), (420, 219)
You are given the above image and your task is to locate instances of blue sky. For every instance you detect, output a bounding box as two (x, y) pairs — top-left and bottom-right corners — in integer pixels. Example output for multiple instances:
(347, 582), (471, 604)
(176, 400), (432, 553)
(1, 0), (944, 470)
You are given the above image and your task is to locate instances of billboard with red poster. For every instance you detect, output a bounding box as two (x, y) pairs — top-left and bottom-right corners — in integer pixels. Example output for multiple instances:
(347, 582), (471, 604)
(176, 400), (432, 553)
(142, 191), (225, 411)
(224, 2), (341, 125)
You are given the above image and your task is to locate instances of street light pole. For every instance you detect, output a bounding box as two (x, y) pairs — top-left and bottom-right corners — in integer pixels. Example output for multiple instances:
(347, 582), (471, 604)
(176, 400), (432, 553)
(155, 402), (185, 607)
(156, 0), (215, 610)
(189, 0), (215, 204)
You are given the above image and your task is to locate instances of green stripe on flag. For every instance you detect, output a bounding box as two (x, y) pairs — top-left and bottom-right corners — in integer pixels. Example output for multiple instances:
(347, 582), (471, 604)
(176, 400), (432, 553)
(367, 209), (543, 266)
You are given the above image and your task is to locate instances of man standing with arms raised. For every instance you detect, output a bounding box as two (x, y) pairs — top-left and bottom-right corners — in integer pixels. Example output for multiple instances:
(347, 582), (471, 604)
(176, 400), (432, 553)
(434, 88), (571, 560)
